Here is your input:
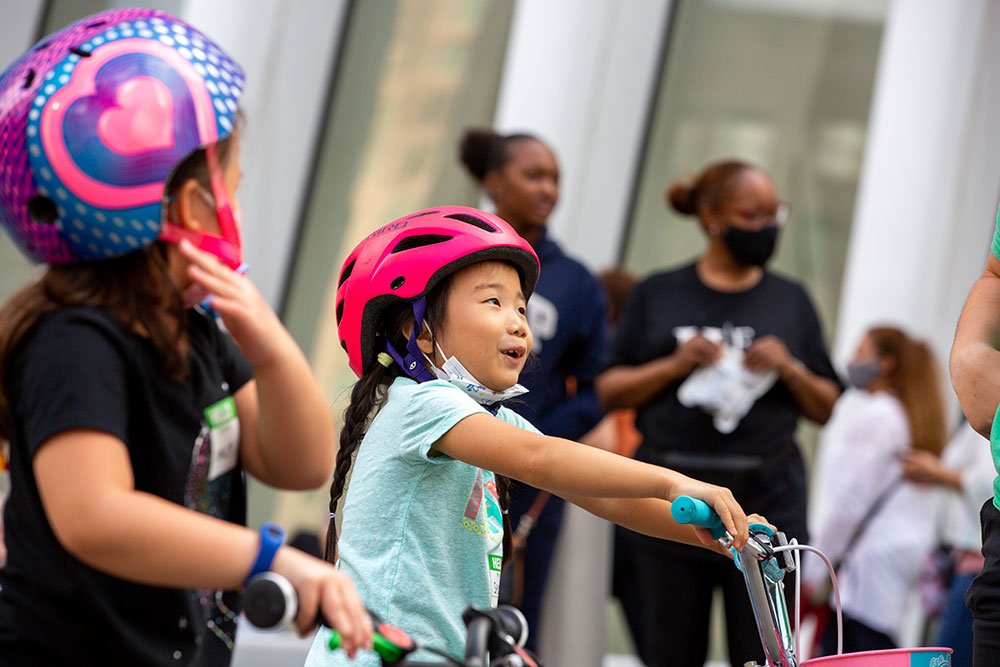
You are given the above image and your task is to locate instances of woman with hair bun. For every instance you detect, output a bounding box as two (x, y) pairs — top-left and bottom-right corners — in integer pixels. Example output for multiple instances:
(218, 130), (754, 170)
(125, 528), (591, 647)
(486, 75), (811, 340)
(596, 159), (843, 667)
(458, 128), (608, 653)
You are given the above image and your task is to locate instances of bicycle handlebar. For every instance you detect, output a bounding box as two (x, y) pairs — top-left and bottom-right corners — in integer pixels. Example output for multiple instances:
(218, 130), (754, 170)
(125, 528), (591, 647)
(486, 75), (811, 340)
(242, 573), (537, 666)
(670, 495), (728, 540)
(671, 496), (798, 667)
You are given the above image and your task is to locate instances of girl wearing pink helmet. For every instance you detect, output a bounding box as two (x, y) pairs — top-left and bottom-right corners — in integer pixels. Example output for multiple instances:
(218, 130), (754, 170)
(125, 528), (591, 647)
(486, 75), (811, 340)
(0, 9), (370, 665)
(307, 205), (759, 665)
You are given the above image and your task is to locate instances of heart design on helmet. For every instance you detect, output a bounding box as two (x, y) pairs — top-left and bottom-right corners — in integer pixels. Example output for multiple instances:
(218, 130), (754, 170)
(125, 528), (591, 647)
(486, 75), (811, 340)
(40, 38), (217, 209)
(97, 76), (176, 154)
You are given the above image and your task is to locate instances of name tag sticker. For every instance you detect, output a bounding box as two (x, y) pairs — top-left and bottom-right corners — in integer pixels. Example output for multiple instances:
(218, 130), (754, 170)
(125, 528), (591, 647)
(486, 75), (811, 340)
(204, 396), (240, 481)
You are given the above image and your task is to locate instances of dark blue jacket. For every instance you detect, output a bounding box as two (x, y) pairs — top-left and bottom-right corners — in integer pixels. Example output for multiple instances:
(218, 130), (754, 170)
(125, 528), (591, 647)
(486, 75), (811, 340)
(516, 230), (607, 440)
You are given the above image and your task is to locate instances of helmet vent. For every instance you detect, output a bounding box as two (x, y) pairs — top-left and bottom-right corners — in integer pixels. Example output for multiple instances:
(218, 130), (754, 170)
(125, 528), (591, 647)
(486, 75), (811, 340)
(390, 234), (452, 254)
(340, 340), (348, 353)
(27, 195), (58, 224)
(444, 213), (497, 233)
(407, 210), (440, 220)
(336, 299), (344, 324)
(71, 46), (92, 58)
(22, 69), (35, 90)
(86, 20), (108, 29)
(338, 259), (356, 287)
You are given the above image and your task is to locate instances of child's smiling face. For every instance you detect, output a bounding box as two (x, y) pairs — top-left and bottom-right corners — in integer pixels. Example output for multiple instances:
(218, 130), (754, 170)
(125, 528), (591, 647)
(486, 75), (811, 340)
(420, 261), (533, 391)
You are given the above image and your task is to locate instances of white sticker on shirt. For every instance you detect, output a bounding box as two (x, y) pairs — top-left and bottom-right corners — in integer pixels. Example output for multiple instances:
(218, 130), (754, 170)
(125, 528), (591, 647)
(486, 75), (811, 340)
(527, 292), (558, 354)
(204, 396), (240, 481)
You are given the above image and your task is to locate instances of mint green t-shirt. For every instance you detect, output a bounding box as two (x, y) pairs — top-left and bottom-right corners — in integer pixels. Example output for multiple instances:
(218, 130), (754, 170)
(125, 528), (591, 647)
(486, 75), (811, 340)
(992, 205), (1000, 260)
(305, 377), (540, 666)
(991, 404), (1000, 510)
(990, 208), (1000, 506)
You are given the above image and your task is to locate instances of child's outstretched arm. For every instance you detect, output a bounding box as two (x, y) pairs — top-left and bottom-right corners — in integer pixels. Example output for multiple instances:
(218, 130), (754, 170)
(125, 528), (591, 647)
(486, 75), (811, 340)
(952, 254), (1000, 436)
(33, 429), (372, 654)
(435, 413), (750, 548)
(180, 241), (335, 489)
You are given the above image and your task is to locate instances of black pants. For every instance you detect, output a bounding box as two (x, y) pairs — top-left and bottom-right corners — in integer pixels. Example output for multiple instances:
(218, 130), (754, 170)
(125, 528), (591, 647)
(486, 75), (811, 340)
(612, 526), (649, 663)
(967, 500), (1000, 667)
(819, 612), (895, 656)
(630, 540), (767, 667)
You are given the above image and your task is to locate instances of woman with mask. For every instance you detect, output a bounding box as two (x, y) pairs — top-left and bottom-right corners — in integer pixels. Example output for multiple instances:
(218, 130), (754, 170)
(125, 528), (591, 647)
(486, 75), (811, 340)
(804, 326), (948, 654)
(596, 159), (842, 667)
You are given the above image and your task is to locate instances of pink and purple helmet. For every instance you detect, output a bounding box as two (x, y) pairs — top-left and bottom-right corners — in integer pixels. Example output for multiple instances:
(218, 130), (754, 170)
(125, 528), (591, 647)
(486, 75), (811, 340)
(0, 8), (244, 264)
(336, 206), (540, 378)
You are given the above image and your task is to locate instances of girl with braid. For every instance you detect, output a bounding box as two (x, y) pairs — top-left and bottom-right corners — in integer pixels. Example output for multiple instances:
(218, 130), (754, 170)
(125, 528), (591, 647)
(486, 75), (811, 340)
(306, 205), (763, 666)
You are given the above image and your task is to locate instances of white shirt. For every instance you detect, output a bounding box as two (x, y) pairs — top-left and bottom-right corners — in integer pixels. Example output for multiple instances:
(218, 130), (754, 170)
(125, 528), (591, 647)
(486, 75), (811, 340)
(934, 421), (994, 552)
(805, 391), (938, 639)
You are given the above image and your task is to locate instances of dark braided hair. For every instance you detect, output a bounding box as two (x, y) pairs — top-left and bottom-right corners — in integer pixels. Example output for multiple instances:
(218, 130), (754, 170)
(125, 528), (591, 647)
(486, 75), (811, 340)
(323, 272), (515, 565)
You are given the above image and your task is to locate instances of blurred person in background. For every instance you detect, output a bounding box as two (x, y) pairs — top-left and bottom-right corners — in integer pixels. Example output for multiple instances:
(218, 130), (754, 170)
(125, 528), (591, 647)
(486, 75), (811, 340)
(804, 326), (947, 654)
(596, 159), (842, 667)
(458, 128), (608, 653)
(906, 419), (993, 667)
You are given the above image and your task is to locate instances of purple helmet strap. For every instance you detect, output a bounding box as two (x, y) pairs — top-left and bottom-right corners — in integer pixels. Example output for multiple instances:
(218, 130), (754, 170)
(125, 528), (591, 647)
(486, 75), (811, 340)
(385, 297), (437, 382)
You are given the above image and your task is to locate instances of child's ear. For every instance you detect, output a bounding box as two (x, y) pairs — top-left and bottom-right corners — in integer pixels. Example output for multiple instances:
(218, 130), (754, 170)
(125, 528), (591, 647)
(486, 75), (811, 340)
(414, 321), (435, 356)
(170, 178), (211, 231)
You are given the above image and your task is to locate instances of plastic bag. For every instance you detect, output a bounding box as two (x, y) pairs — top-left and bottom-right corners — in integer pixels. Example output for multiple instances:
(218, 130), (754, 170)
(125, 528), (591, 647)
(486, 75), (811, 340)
(677, 344), (778, 433)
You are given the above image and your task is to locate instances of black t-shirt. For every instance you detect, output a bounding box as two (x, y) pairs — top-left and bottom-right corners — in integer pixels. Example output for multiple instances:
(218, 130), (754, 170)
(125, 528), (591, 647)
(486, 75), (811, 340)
(0, 307), (253, 666)
(606, 264), (841, 544)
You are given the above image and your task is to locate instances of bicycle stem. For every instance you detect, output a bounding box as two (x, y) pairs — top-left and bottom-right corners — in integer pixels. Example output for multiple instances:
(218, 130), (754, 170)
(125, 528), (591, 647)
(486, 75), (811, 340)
(717, 532), (798, 667)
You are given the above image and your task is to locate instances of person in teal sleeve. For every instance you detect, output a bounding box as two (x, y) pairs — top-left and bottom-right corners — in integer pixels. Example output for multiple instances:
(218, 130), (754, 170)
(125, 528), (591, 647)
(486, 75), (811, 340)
(306, 206), (760, 666)
(949, 207), (1000, 667)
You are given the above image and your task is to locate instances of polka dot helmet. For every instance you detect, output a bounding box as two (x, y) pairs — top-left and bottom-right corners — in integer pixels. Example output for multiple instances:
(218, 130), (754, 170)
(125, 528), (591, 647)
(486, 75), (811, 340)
(0, 8), (244, 263)
(336, 206), (540, 378)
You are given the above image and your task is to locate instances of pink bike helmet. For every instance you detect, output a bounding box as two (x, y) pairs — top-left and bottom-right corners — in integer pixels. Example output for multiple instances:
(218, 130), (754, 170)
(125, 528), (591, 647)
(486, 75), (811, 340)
(0, 8), (244, 264)
(336, 206), (540, 379)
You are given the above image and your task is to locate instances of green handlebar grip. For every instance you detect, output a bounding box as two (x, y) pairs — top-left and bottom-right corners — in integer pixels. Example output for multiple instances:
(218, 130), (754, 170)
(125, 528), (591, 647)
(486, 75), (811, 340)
(328, 629), (406, 663)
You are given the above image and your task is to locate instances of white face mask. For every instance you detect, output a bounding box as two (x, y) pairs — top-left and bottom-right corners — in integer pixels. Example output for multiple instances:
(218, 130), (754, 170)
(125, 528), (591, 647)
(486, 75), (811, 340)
(422, 323), (529, 406)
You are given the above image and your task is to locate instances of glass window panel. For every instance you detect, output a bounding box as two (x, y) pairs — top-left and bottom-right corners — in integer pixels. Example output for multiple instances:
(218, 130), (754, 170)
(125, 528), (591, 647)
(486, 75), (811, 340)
(625, 0), (888, 336)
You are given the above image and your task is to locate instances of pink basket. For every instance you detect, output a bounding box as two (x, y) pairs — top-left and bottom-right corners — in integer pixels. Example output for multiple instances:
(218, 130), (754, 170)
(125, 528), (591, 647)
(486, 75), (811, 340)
(802, 647), (952, 667)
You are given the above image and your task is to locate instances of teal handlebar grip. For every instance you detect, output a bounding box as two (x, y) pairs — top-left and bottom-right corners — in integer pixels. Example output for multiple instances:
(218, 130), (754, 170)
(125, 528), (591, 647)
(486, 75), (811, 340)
(671, 496), (727, 540)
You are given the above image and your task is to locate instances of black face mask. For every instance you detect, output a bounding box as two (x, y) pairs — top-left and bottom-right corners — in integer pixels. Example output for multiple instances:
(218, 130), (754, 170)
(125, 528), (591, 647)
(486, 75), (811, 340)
(722, 225), (779, 266)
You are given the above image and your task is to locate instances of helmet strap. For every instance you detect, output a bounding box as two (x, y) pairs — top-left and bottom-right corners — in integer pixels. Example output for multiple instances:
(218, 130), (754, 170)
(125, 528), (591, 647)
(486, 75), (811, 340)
(385, 298), (437, 382)
(157, 144), (243, 270)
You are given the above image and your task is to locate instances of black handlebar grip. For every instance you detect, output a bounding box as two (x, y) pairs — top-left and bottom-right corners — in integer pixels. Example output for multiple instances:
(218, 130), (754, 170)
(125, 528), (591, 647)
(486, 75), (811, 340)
(462, 616), (492, 667)
(243, 572), (300, 630)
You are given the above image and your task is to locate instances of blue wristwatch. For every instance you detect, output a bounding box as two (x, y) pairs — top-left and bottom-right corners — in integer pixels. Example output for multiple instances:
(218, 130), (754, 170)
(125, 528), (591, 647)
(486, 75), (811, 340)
(247, 522), (285, 584)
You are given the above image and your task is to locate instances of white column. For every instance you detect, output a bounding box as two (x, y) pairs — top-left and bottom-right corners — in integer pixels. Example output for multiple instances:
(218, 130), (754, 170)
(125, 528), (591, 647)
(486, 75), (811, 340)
(179, 0), (349, 308)
(833, 0), (1000, 369)
(814, 0), (1000, 577)
(494, 0), (672, 272)
(493, 2), (672, 664)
